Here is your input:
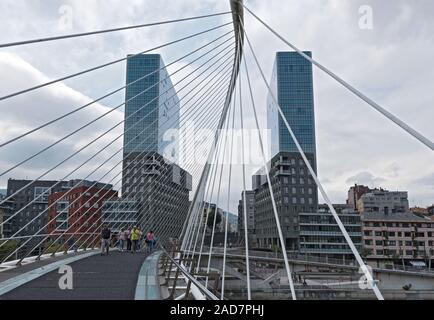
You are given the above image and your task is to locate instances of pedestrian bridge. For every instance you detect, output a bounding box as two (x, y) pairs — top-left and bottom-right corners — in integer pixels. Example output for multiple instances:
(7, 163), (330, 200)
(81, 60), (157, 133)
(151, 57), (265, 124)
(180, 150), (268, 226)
(0, 249), (159, 300)
(1, 247), (434, 300)
(0, 0), (433, 301)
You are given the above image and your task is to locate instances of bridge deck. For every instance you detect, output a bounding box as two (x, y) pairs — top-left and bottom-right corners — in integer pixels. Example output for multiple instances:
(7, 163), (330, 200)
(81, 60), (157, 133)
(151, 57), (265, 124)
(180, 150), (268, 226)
(0, 251), (149, 300)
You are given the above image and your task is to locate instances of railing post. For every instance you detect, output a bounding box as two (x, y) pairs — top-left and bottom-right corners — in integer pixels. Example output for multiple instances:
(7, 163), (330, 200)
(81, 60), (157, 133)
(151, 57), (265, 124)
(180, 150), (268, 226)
(184, 258), (197, 300)
(164, 247), (177, 286)
(169, 255), (183, 300)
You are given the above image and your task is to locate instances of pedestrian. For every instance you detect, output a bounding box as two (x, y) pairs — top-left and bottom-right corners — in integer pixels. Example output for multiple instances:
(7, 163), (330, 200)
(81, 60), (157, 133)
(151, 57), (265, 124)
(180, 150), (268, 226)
(101, 224), (111, 256)
(146, 231), (155, 253)
(137, 229), (143, 251)
(111, 232), (118, 247)
(125, 227), (132, 251)
(119, 228), (126, 252)
(130, 226), (140, 253)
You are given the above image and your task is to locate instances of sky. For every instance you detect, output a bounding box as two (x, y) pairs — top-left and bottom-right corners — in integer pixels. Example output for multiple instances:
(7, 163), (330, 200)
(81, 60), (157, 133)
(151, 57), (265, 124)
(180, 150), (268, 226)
(0, 0), (433, 215)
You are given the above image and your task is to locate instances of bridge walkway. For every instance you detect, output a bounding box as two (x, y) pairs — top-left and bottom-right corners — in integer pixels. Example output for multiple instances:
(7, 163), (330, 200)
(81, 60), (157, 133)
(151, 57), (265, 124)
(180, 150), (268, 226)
(0, 250), (150, 300)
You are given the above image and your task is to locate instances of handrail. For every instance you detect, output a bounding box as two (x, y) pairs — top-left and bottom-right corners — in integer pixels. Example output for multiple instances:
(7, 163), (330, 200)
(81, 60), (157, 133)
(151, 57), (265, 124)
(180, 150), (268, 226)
(159, 246), (219, 300)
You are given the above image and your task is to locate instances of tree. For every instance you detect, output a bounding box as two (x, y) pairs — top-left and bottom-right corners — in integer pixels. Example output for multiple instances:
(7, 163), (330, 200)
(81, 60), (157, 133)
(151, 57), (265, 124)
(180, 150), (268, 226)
(361, 248), (372, 260)
(43, 240), (66, 254)
(206, 208), (222, 229)
(0, 240), (18, 261)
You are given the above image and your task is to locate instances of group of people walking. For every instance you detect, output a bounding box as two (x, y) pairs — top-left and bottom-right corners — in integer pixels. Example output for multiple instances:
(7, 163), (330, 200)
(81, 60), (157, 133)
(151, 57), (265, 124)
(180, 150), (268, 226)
(100, 224), (157, 256)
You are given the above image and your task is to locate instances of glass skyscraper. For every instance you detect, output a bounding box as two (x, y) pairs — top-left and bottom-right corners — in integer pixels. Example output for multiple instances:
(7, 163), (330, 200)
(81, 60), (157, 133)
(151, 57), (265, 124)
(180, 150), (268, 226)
(121, 54), (192, 242)
(123, 54), (179, 157)
(268, 51), (317, 158)
(253, 51), (318, 251)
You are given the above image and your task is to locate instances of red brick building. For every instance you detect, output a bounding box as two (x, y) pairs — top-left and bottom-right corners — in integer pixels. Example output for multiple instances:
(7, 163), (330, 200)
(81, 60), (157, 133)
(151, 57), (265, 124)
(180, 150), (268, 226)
(47, 184), (117, 247)
(347, 184), (372, 211)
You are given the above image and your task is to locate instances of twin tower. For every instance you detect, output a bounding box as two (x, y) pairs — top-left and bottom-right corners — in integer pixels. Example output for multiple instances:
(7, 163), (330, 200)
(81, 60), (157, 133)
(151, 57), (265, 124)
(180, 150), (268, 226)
(121, 52), (318, 247)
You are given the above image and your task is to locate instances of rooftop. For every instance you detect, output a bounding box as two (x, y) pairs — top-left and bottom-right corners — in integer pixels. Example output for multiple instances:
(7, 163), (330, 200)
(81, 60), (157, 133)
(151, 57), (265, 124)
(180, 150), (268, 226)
(362, 212), (432, 222)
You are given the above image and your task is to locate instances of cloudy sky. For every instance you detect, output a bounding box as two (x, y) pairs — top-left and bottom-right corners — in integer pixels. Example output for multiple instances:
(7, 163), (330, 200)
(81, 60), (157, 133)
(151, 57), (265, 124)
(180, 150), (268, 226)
(0, 0), (433, 214)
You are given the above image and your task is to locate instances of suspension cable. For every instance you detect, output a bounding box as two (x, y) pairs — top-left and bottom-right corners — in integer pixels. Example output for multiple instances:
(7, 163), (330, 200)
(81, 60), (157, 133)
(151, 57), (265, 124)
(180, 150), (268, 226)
(241, 20), (384, 300)
(220, 79), (237, 299)
(0, 42), (234, 219)
(0, 22), (232, 102)
(0, 41), (235, 181)
(0, 31), (234, 148)
(240, 2), (433, 151)
(0, 53), (234, 256)
(0, 12), (231, 48)
(3, 57), (233, 263)
(50, 74), (231, 258)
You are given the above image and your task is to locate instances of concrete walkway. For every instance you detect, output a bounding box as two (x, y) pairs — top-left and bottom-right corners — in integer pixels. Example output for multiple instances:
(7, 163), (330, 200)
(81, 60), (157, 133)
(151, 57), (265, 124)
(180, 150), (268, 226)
(0, 250), (148, 300)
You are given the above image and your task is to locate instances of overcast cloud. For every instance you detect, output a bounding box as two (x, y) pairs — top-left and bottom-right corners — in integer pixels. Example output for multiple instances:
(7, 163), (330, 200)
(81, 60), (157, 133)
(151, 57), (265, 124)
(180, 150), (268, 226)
(0, 0), (433, 214)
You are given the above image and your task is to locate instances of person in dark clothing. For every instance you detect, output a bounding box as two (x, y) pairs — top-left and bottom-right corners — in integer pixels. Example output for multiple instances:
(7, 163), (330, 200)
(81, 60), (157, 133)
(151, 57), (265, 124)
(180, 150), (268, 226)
(101, 224), (111, 256)
(125, 227), (132, 251)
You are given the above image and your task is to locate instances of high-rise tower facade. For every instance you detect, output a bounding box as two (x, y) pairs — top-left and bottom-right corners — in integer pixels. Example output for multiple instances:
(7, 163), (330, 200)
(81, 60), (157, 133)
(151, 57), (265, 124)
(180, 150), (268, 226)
(254, 52), (318, 250)
(122, 54), (191, 242)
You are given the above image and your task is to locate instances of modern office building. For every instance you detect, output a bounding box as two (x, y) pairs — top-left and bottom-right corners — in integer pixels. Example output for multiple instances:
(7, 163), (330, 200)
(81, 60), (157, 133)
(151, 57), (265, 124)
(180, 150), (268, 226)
(123, 152), (192, 242)
(102, 198), (140, 233)
(253, 52), (318, 251)
(0, 194), (13, 238)
(299, 204), (363, 262)
(47, 184), (117, 246)
(121, 54), (191, 243)
(5, 179), (70, 237)
(238, 190), (256, 245)
(267, 52), (317, 157)
(122, 54), (179, 161)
